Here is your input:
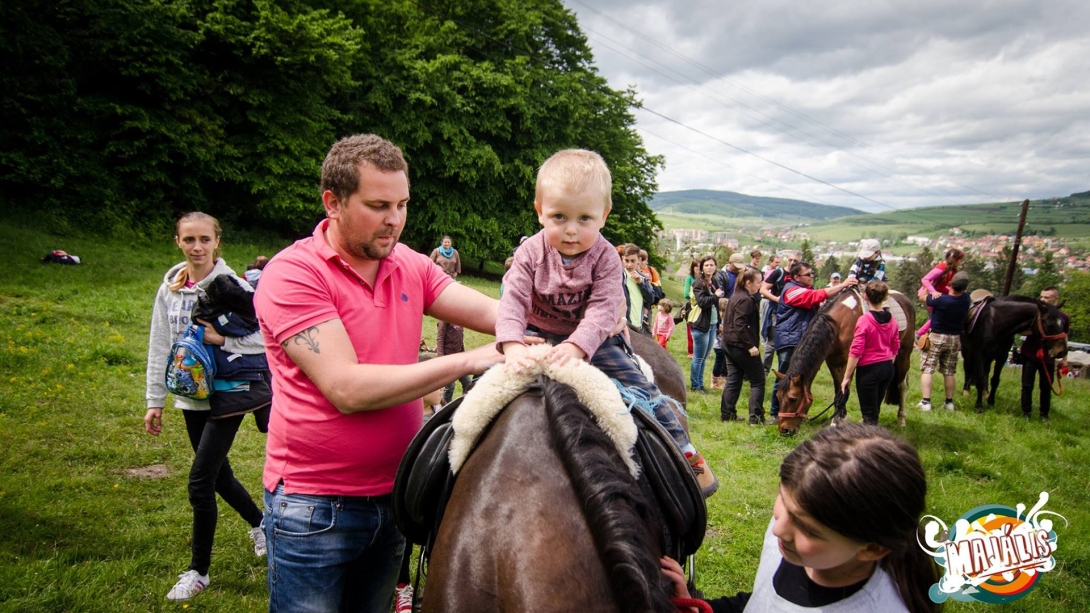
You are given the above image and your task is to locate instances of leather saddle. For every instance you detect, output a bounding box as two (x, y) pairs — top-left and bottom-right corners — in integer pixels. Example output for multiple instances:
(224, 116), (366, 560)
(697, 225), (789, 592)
(393, 383), (707, 559)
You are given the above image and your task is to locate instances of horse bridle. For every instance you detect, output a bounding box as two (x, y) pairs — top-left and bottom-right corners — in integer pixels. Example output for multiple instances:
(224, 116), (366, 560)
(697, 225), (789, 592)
(1034, 309), (1068, 344)
(775, 388), (815, 421)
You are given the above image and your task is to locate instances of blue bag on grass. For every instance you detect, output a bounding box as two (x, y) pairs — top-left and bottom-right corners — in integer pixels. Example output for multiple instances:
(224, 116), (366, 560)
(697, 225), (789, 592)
(165, 325), (216, 400)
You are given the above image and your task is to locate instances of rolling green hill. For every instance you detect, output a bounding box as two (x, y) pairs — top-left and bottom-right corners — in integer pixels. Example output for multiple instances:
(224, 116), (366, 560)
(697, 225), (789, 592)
(650, 189), (864, 222)
(802, 193), (1090, 245)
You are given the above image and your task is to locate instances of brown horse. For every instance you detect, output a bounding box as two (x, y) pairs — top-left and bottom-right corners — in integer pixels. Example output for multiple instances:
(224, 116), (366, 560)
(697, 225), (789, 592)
(421, 337), (688, 612)
(775, 288), (916, 436)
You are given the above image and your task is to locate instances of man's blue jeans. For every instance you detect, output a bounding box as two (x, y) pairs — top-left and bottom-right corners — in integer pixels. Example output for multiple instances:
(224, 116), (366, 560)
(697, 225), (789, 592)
(264, 483), (404, 613)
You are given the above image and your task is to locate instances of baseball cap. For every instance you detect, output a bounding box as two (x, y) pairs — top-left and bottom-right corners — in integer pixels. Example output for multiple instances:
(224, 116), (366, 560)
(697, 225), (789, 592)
(728, 253), (745, 266)
(830, 272), (841, 279)
(949, 271), (970, 291)
(857, 239), (881, 259)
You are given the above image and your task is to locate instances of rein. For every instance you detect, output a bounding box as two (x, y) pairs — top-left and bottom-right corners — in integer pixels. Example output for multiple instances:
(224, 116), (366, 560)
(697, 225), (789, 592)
(1032, 309), (1068, 396)
(776, 386), (841, 418)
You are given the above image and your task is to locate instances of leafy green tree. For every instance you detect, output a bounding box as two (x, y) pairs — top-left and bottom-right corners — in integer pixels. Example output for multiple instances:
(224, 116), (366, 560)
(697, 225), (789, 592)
(1062, 271), (1090, 343)
(1, 0), (664, 263)
(1021, 252), (1063, 296)
(890, 246), (932, 297)
(960, 254), (994, 294)
(818, 255), (841, 288)
(993, 246), (1025, 296)
(799, 239), (815, 267)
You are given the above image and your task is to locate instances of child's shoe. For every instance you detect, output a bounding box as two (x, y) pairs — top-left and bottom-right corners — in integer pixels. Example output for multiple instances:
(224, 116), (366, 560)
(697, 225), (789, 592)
(687, 452), (719, 498)
(166, 570), (209, 601)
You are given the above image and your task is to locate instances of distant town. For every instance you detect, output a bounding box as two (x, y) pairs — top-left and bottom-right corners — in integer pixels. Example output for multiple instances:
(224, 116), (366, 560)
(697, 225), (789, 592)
(661, 227), (1089, 275)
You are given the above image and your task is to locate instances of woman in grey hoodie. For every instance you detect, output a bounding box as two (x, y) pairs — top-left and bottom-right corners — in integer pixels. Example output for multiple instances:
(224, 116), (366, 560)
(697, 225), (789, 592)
(143, 212), (266, 601)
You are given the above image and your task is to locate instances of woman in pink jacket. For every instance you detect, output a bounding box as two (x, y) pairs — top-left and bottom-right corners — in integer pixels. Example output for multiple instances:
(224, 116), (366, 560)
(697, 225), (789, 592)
(841, 281), (901, 425)
(916, 248), (965, 337)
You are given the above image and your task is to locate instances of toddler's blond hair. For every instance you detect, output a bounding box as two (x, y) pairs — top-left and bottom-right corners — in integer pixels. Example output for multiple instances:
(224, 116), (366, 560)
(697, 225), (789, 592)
(535, 149), (612, 210)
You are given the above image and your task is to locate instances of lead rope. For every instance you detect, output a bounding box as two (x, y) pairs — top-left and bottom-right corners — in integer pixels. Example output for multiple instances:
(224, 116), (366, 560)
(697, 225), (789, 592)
(673, 597), (714, 613)
(1035, 348), (1065, 396)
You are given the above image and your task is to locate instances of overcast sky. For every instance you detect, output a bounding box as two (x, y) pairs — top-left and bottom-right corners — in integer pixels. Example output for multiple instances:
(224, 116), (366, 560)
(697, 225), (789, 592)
(562, 0), (1090, 212)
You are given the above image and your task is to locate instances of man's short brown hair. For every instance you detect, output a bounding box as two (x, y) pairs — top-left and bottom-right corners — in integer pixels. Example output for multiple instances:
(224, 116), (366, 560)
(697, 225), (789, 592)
(321, 134), (409, 204)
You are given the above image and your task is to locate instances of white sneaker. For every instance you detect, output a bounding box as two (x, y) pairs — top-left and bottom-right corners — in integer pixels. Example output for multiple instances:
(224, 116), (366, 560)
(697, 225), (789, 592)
(166, 570), (209, 601)
(917, 400), (932, 411)
(944, 402), (956, 411)
(395, 583), (414, 613)
(249, 526), (267, 557)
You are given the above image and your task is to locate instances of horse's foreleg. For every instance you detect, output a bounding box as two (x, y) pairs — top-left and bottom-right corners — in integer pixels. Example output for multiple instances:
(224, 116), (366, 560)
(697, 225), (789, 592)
(988, 357), (1003, 407)
(896, 378), (907, 427)
(828, 362), (848, 426)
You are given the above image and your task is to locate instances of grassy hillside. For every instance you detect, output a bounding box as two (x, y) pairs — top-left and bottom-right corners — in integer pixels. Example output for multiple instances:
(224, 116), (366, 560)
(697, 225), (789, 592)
(796, 194), (1090, 246)
(651, 189), (864, 224)
(1, 219), (1088, 611)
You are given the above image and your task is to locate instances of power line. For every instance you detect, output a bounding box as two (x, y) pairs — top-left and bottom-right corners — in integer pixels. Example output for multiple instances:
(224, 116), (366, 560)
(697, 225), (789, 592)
(586, 31), (986, 209)
(568, 0), (1002, 202)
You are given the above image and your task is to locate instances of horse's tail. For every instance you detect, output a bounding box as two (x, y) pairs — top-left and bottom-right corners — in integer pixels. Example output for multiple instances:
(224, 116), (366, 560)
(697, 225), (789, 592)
(542, 379), (674, 613)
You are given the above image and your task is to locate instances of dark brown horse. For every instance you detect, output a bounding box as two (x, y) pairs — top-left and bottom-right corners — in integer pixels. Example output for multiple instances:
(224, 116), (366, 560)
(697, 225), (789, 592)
(421, 336), (688, 612)
(961, 296), (1068, 410)
(775, 289), (916, 436)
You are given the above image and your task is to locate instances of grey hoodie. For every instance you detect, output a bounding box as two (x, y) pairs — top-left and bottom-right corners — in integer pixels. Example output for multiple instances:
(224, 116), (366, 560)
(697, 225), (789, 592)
(145, 259), (265, 411)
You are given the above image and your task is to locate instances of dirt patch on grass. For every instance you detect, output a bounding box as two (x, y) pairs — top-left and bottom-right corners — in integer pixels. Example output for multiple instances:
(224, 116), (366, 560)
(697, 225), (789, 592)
(124, 464), (170, 479)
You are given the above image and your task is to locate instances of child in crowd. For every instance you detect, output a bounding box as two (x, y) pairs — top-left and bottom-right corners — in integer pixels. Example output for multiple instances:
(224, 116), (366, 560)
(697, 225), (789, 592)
(622, 244), (654, 332)
(244, 255), (268, 287)
(499, 256), (515, 298)
(916, 248), (965, 338)
(847, 239), (886, 284)
(663, 424), (938, 613)
(652, 299), (676, 349)
(436, 320), (473, 404)
(495, 149), (717, 495)
(710, 298), (730, 389)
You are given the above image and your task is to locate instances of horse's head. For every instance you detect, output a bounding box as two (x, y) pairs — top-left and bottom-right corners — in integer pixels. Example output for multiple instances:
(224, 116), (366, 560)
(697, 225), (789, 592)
(1037, 301), (1068, 359)
(774, 371), (813, 436)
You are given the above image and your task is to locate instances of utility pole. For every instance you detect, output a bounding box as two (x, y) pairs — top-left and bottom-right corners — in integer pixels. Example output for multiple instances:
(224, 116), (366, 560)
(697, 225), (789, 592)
(1002, 199), (1030, 296)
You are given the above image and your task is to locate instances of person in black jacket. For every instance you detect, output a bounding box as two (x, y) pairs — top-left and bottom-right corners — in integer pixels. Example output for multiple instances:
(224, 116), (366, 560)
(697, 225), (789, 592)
(720, 268), (766, 424)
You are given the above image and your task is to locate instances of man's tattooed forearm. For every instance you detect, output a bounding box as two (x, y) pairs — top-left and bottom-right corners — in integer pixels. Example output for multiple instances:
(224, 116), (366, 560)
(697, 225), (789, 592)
(285, 327), (321, 354)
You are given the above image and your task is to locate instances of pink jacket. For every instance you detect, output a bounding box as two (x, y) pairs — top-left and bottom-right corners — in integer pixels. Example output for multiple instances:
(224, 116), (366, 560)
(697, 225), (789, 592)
(652, 311), (675, 339)
(918, 263), (952, 299)
(849, 310), (900, 367)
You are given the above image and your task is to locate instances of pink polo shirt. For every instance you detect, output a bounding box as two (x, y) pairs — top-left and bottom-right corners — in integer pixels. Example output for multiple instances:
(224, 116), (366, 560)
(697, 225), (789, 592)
(255, 220), (452, 496)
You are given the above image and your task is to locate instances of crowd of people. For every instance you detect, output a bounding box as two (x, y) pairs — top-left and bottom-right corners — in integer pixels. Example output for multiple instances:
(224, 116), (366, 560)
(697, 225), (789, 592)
(143, 133), (1066, 612)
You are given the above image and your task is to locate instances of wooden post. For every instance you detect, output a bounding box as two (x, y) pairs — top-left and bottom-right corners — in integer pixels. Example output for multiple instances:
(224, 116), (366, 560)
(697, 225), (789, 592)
(1002, 199), (1030, 296)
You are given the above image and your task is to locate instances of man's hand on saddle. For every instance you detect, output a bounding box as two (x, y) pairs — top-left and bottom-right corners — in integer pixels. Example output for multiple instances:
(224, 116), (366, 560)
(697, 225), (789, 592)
(842, 276), (859, 288)
(544, 342), (586, 368)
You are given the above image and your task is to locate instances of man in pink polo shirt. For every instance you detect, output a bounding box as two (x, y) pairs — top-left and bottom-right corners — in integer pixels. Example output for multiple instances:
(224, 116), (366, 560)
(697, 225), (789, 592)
(254, 134), (502, 613)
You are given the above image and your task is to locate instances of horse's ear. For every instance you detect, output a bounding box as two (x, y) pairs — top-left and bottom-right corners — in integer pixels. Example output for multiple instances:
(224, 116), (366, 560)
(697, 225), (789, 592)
(1057, 299), (1066, 309)
(773, 370), (785, 381)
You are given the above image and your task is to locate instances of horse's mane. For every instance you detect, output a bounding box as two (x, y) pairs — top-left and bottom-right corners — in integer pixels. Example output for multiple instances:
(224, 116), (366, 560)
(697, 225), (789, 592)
(542, 379), (674, 613)
(784, 312), (839, 382)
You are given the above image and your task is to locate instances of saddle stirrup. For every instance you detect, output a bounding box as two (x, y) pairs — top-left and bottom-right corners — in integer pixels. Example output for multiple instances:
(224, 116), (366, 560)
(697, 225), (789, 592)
(686, 553), (696, 588)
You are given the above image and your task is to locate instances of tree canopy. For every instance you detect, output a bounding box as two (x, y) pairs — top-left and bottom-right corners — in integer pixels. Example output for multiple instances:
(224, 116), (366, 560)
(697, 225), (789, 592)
(1, 0), (663, 261)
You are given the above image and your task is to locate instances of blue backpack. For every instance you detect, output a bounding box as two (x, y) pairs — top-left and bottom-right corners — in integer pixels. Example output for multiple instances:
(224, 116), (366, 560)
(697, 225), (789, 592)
(165, 325), (217, 400)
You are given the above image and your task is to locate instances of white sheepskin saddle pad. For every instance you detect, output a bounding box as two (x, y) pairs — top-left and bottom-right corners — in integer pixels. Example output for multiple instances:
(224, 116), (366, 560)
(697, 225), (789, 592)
(448, 343), (652, 478)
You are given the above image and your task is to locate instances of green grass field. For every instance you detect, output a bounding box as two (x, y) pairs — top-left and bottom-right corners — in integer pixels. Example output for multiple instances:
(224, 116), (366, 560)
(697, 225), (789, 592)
(1, 220), (1088, 612)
